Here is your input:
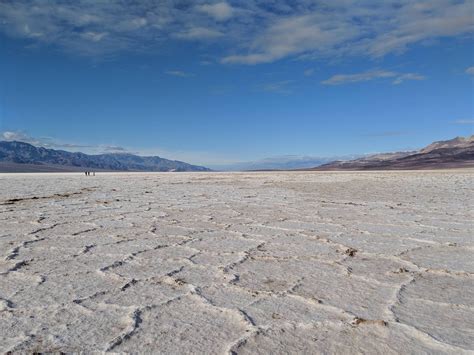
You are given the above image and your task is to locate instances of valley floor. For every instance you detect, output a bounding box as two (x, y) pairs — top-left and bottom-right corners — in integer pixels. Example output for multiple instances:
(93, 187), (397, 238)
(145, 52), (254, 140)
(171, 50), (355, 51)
(0, 171), (473, 353)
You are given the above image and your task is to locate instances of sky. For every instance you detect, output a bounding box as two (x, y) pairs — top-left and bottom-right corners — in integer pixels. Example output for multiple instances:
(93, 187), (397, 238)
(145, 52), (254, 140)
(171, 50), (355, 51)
(0, 0), (473, 168)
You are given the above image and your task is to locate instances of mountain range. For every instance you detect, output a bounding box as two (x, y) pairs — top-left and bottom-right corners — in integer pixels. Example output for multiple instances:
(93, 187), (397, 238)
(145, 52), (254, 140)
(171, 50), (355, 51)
(0, 141), (210, 172)
(312, 136), (474, 170)
(1, 136), (472, 173)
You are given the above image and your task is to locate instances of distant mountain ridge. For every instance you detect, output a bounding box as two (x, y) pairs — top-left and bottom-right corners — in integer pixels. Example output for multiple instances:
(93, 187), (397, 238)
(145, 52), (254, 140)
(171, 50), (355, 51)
(313, 136), (474, 170)
(0, 141), (211, 172)
(212, 155), (360, 171)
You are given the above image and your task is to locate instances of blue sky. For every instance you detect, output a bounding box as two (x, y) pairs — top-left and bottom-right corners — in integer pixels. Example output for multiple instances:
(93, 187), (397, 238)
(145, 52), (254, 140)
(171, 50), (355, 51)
(0, 0), (473, 167)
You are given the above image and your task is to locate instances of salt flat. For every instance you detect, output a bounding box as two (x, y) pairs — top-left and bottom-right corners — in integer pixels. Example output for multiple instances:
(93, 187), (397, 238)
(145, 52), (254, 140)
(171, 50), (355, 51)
(0, 171), (473, 353)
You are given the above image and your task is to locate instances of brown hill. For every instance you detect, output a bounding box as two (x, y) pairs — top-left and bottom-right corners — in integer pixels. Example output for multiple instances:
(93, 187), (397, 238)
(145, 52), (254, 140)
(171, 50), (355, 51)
(313, 136), (474, 170)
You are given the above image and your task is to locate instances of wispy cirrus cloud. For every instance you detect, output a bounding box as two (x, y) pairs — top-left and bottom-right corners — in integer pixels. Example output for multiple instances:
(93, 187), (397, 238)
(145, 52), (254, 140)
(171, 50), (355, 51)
(0, 1), (472, 63)
(1, 130), (134, 154)
(322, 70), (397, 85)
(362, 131), (410, 138)
(452, 119), (474, 125)
(259, 80), (295, 94)
(173, 27), (223, 41)
(392, 73), (425, 85)
(197, 2), (235, 21)
(303, 68), (315, 77)
(322, 70), (425, 85)
(466, 67), (474, 75)
(3, 131), (136, 157)
(221, 1), (474, 64)
(221, 13), (359, 64)
(165, 70), (195, 78)
(102, 145), (128, 153)
(1, 131), (91, 149)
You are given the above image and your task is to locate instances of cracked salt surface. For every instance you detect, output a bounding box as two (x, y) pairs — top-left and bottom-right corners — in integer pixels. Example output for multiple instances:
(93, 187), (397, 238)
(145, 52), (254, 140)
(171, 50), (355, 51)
(0, 171), (473, 353)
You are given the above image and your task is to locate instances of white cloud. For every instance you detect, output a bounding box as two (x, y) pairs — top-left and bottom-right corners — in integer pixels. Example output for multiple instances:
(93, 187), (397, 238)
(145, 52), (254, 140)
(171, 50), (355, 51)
(322, 70), (396, 85)
(174, 27), (223, 40)
(466, 67), (474, 75)
(259, 80), (294, 94)
(453, 119), (474, 125)
(222, 13), (359, 64)
(102, 145), (128, 152)
(362, 131), (410, 137)
(304, 68), (315, 77)
(197, 2), (234, 21)
(81, 31), (108, 42)
(23, 23), (43, 38)
(116, 18), (147, 31)
(1, 131), (91, 149)
(322, 70), (425, 85)
(222, 1), (474, 64)
(165, 70), (195, 78)
(2, 131), (28, 141)
(0, 1), (472, 62)
(392, 73), (425, 85)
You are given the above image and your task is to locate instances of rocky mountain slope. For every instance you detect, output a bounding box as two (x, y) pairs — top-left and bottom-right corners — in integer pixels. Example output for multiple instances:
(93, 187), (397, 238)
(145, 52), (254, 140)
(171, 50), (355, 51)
(0, 141), (211, 172)
(313, 136), (474, 170)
